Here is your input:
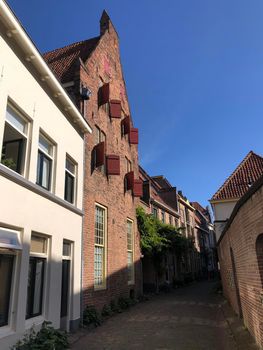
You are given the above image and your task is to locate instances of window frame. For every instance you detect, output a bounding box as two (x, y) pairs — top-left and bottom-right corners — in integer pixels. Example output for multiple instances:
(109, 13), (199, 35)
(36, 133), (54, 191)
(64, 155), (77, 204)
(1, 103), (30, 176)
(127, 219), (134, 285)
(94, 204), (107, 290)
(26, 233), (48, 320)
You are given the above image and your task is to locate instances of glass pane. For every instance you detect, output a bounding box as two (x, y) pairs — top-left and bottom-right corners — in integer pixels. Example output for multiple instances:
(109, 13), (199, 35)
(127, 221), (133, 251)
(63, 242), (71, 257)
(0, 255), (14, 326)
(33, 260), (44, 315)
(0, 227), (21, 250)
(60, 260), (70, 317)
(39, 135), (52, 156)
(42, 156), (51, 189)
(95, 206), (105, 245)
(94, 246), (103, 286)
(31, 235), (47, 254)
(66, 158), (75, 174)
(6, 105), (26, 134)
(36, 152), (41, 184)
(65, 172), (74, 203)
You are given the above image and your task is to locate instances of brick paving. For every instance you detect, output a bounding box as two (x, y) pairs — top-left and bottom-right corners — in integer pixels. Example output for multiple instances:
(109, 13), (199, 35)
(71, 281), (258, 350)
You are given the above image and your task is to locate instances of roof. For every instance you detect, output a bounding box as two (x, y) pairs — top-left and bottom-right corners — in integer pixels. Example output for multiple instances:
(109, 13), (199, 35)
(151, 176), (172, 189)
(218, 173), (263, 245)
(0, 0), (92, 134)
(211, 151), (263, 201)
(43, 37), (100, 83)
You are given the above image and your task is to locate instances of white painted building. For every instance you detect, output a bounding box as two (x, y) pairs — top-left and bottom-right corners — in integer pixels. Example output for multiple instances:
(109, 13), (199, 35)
(0, 1), (91, 348)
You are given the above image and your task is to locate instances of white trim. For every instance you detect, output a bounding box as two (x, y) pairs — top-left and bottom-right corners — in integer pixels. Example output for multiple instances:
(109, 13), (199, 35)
(0, 0), (92, 134)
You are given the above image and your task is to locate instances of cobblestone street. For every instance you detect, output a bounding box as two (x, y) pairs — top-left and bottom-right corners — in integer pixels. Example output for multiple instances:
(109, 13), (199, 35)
(71, 281), (257, 350)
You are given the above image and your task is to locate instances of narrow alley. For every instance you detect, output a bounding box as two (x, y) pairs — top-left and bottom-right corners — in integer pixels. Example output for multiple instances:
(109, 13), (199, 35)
(71, 282), (257, 350)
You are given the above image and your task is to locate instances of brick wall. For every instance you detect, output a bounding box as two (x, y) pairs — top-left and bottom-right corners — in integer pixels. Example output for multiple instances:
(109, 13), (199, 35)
(79, 15), (142, 309)
(218, 185), (263, 347)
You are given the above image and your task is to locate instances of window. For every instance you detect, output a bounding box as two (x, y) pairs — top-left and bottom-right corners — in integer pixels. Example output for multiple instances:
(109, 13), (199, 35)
(152, 207), (158, 219)
(64, 156), (76, 204)
(0, 254), (14, 327)
(126, 157), (132, 172)
(1, 104), (29, 175)
(94, 205), (106, 289)
(26, 234), (47, 319)
(161, 211), (165, 223)
(37, 134), (54, 190)
(169, 215), (172, 225)
(0, 227), (21, 328)
(95, 126), (106, 173)
(127, 220), (134, 284)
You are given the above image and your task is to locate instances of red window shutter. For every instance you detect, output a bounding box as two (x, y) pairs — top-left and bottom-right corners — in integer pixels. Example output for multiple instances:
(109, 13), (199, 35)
(133, 179), (143, 197)
(106, 155), (120, 175)
(126, 171), (134, 190)
(129, 128), (139, 144)
(95, 141), (105, 167)
(121, 116), (130, 134)
(109, 100), (121, 118)
(98, 83), (110, 106)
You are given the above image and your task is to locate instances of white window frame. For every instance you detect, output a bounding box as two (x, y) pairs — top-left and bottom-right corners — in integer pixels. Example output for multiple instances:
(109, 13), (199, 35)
(94, 203), (107, 290)
(36, 131), (55, 191)
(64, 155), (77, 205)
(127, 218), (135, 285)
(0, 226), (21, 333)
(26, 233), (49, 322)
(1, 102), (31, 177)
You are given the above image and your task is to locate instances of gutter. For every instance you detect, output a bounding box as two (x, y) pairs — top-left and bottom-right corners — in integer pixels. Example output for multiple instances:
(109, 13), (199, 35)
(0, 0), (92, 134)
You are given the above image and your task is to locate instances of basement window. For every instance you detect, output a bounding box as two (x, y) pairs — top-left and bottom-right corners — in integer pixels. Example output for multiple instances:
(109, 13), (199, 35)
(1, 104), (29, 175)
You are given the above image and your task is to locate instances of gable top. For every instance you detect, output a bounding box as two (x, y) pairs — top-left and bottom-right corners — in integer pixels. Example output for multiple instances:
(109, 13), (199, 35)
(43, 37), (100, 83)
(151, 175), (172, 190)
(211, 151), (263, 201)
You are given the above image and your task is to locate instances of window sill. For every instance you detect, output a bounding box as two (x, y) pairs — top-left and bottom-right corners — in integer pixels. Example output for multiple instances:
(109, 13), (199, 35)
(0, 164), (83, 216)
(94, 285), (106, 291)
(0, 326), (15, 339)
(25, 315), (45, 330)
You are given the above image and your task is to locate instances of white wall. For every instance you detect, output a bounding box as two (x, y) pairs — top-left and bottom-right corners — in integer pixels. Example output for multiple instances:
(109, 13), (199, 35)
(212, 201), (237, 241)
(0, 32), (85, 349)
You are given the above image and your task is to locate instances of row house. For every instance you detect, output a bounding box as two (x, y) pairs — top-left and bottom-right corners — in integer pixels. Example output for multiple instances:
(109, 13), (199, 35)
(210, 151), (263, 241)
(191, 202), (217, 278)
(0, 2), (91, 349)
(139, 167), (180, 291)
(44, 11), (143, 309)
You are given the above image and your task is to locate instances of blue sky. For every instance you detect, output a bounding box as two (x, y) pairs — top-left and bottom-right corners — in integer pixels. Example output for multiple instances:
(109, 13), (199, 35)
(7, 0), (263, 207)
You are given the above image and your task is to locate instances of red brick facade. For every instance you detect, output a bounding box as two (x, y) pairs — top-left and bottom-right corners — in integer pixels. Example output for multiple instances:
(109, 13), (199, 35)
(45, 12), (142, 309)
(218, 177), (263, 347)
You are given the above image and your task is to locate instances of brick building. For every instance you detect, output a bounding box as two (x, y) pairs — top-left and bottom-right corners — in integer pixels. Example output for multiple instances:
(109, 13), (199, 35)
(217, 175), (263, 348)
(44, 11), (143, 309)
(139, 167), (206, 290)
(191, 202), (217, 278)
(210, 151), (263, 241)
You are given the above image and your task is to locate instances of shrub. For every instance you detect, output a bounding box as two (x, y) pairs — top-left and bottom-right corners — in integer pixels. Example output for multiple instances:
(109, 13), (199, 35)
(83, 305), (102, 327)
(11, 321), (69, 350)
(118, 297), (133, 310)
(101, 304), (113, 317)
(110, 299), (122, 313)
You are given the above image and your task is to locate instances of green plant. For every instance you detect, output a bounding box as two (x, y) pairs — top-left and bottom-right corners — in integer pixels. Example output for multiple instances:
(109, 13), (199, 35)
(110, 299), (122, 313)
(118, 297), (132, 310)
(11, 321), (69, 350)
(101, 304), (113, 317)
(83, 305), (102, 327)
